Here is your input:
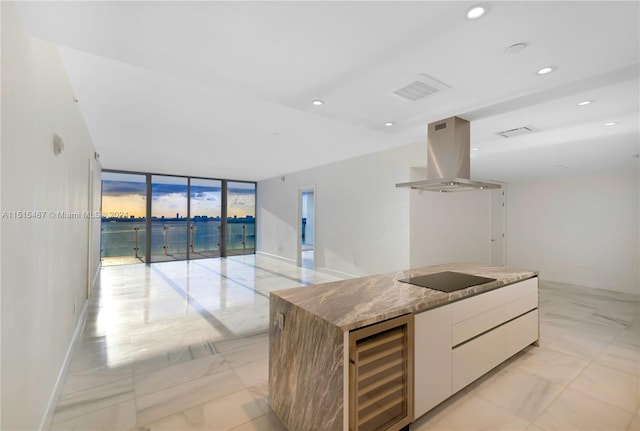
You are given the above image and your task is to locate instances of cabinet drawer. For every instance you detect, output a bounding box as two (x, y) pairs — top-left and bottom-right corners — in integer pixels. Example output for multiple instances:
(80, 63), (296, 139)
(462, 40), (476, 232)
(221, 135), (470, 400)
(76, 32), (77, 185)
(452, 326), (506, 393)
(452, 292), (538, 345)
(452, 309), (539, 394)
(505, 309), (539, 358)
(451, 277), (538, 324)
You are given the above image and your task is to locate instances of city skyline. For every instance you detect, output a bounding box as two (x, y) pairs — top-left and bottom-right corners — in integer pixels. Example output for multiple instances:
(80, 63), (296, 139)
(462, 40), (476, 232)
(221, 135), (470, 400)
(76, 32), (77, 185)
(102, 178), (255, 219)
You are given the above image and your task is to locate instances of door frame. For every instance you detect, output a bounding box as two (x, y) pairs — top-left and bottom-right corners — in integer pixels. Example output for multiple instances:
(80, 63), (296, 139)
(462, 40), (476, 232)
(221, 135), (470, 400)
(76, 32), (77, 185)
(87, 157), (102, 298)
(297, 185), (316, 267)
(490, 184), (507, 266)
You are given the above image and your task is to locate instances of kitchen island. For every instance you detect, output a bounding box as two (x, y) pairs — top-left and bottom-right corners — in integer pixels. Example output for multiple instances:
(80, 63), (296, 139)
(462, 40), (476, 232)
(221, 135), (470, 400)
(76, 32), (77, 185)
(269, 263), (539, 431)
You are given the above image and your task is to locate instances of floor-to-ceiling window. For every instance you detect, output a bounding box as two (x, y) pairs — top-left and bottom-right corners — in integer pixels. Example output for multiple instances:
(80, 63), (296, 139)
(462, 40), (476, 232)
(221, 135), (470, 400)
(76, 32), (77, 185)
(226, 181), (256, 256)
(100, 171), (255, 264)
(190, 178), (222, 259)
(101, 172), (147, 266)
(151, 175), (188, 262)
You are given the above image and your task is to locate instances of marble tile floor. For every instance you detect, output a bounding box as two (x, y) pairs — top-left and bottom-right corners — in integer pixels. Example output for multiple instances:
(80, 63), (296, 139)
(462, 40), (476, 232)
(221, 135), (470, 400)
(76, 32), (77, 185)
(412, 281), (640, 431)
(50, 258), (639, 431)
(301, 249), (314, 269)
(50, 255), (345, 430)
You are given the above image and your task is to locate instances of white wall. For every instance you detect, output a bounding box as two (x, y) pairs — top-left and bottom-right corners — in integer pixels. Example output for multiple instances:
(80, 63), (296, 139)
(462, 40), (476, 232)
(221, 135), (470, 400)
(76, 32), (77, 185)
(258, 140), (639, 296)
(1, 2), (97, 429)
(506, 171), (640, 295)
(409, 167), (493, 268)
(258, 143), (423, 276)
(257, 143), (495, 277)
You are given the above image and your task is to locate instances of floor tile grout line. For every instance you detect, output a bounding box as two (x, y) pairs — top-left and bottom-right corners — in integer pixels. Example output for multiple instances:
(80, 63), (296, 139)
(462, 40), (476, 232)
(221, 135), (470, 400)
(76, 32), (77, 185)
(132, 355), (233, 399)
(564, 359), (640, 415)
(52, 387), (137, 425)
(528, 321), (638, 426)
(225, 257), (316, 286)
(53, 258), (639, 431)
(149, 265), (235, 337)
(191, 260), (272, 298)
(474, 312), (637, 428)
(135, 385), (260, 429)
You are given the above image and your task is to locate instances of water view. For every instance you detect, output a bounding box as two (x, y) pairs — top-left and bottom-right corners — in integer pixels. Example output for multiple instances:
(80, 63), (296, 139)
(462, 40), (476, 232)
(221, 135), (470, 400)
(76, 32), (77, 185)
(102, 218), (255, 261)
(101, 172), (256, 264)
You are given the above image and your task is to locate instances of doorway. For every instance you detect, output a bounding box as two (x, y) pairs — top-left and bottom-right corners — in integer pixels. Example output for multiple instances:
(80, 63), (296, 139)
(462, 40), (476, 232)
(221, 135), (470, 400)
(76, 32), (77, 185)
(298, 188), (315, 268)
(490, 187), (506, 266)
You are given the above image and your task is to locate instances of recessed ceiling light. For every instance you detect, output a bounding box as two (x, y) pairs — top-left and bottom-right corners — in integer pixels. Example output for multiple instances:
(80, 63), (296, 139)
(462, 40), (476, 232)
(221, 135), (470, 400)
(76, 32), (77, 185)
(577, 100), (593, 106)
(536, 66), (557, 75)
(385, 122), (395, 127)
(505, 42), (528, 54)
(312, 100), (324, 106)
(605, 122), (617, 126)
(467, 4), (490, 20)
(472, 148), (480, 151)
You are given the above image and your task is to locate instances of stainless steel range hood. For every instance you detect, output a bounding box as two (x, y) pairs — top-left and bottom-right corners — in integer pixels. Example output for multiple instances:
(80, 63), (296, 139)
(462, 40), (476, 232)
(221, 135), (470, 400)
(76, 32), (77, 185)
(396, 116), (501, 192)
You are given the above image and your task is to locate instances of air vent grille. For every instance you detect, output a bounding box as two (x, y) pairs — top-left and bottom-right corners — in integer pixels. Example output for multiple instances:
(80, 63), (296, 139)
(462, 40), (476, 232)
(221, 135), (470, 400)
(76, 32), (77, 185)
(391, 74), (451, 102)
(496, 126), (537, 138)
(393, 81), (439, 101)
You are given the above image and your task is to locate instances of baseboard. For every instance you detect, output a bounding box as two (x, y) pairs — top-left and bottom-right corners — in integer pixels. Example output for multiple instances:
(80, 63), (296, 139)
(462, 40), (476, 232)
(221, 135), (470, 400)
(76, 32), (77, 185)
(256, 250), (296, 265)
(91, 262), (101, 295)
(38, 298), (89, 431)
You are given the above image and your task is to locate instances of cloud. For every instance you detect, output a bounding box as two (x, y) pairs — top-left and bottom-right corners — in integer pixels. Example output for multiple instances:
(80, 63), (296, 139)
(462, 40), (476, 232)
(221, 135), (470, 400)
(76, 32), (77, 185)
(102, 180), (146, 196)
(228, 186), (255, 195)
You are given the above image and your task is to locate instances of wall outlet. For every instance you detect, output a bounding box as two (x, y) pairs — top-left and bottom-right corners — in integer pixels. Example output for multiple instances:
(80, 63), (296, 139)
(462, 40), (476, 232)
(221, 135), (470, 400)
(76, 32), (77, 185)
(73, 302), (76, 314)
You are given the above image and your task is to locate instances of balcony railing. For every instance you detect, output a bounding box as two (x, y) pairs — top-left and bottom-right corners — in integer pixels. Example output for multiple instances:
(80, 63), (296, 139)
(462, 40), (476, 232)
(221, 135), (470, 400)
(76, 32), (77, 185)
(101, 220), (255, 262)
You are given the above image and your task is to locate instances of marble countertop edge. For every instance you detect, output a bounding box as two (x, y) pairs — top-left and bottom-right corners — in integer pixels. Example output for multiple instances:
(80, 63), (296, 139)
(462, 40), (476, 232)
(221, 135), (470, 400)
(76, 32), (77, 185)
(272, 263), (539, 332)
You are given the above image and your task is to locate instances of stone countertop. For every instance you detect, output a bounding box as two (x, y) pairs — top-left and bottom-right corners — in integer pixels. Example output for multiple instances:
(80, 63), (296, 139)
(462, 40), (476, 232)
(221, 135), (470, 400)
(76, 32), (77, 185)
(271, 263), (538, 332)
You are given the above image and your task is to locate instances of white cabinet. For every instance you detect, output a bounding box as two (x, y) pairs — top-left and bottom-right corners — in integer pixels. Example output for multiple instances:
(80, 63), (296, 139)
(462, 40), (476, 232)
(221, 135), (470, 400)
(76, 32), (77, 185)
(451, 278), (538, 345)
(451, 277), (539, 393)
(452, 309), (539, 392)
(414, 277), (539, 419)
(452, 324), (506, 392)
(414, 304), (452, 418)
(505, 309), (539, 357)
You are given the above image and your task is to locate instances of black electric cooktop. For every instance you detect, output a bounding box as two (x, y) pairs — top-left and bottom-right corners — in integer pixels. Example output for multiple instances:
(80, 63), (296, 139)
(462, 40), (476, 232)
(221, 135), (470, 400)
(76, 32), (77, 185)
(398, 271), (496, 292)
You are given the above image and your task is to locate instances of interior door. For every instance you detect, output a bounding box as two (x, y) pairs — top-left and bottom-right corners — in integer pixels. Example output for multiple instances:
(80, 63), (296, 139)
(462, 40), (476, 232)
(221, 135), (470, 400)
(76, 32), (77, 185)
(297, 187), (315, 268)
(491, 188), (505, 266)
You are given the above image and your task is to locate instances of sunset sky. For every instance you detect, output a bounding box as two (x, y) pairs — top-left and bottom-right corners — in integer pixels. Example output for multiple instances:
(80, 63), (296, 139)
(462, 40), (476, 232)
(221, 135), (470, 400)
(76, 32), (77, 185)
(102, 173), (255, 219)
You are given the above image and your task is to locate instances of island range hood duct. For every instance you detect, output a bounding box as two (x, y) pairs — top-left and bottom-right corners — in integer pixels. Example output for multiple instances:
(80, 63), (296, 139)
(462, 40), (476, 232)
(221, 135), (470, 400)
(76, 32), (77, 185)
(396, 116), (501, 192)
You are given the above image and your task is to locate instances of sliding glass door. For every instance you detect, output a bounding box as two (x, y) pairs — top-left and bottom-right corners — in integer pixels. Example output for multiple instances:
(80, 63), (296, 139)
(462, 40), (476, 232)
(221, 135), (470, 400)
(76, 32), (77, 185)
(151, 175), (188, 262)
(226, 181), (256, 256)
(101, 172), (147, 266)
(189, 178), (222, 259)
(101, 172), (256, 264)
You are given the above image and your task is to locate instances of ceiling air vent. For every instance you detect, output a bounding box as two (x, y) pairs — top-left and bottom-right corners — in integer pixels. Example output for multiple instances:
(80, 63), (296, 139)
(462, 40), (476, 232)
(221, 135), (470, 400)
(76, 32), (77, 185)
(391, 74), (451, 101)
(496, 126), (538, 138)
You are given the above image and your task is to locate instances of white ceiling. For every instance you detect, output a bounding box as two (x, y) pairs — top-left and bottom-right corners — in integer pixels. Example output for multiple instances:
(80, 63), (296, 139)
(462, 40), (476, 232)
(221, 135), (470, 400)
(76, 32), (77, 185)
(14, 1), (640, 182)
